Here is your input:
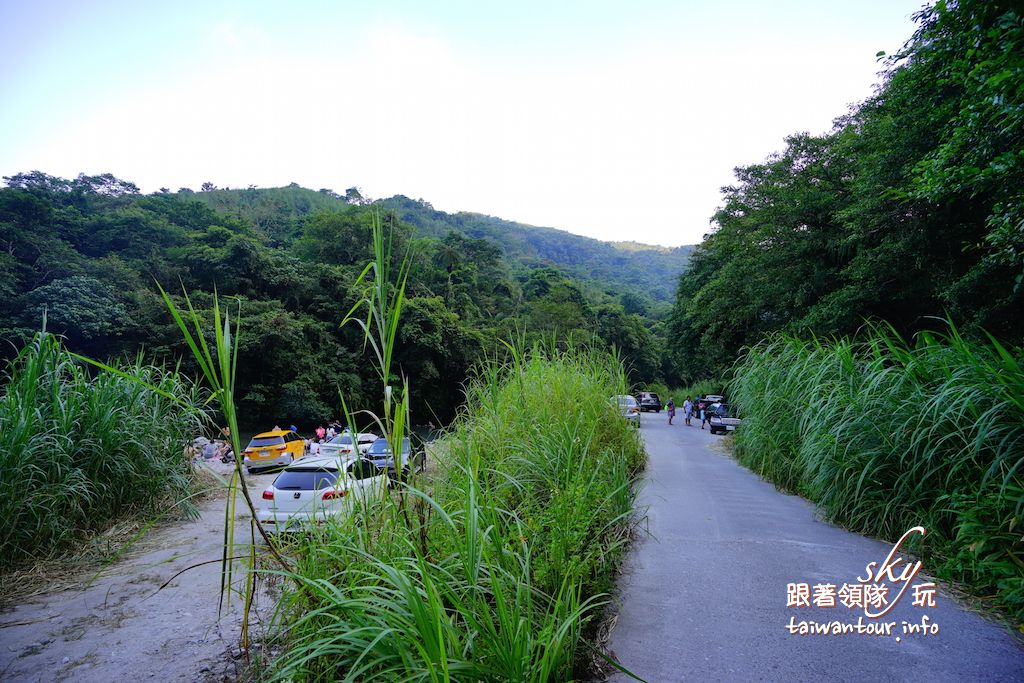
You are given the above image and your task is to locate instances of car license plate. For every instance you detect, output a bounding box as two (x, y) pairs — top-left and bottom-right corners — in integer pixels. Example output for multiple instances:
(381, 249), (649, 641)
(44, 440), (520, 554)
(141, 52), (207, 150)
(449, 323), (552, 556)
(259, 450), (270, 458)
(726, 425), (735, 431)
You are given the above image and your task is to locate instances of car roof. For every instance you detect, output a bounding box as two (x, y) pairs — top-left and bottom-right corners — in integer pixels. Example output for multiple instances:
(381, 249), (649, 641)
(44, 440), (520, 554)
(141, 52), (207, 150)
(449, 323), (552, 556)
(285, 455), (357, 470)
(254, 430), (294, 438)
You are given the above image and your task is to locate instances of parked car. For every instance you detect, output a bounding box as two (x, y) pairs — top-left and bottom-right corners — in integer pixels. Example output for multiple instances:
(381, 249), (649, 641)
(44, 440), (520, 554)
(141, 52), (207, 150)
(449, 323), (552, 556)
(612, 395), (641, 427)
(318, 430), (378, 459)
(638, 391), (662, 412)
(242, 429), (305, 473)
(701, 394), (725, 404)
(256, 455), (387, 532)
(365, 437), (425, 482)
(708, 403), (742, 435)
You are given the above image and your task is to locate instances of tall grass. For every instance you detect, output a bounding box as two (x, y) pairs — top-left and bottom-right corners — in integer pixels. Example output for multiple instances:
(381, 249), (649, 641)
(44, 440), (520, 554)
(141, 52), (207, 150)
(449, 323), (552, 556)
(0, 332), (206, 568)
(264, 346), (646, 681)
(729, 323), (1024, 621)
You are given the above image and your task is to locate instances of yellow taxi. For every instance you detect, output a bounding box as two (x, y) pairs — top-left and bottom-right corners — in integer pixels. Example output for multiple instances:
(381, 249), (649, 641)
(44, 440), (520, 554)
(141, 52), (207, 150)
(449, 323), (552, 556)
(242, 429), (305, 473)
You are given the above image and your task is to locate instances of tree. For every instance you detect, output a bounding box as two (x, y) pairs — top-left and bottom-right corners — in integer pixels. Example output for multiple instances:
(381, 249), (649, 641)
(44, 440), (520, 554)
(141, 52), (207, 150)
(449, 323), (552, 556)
(344, 187), (368, 205)
(667, 0), (1024, 381)
(14, 276), (130, 353)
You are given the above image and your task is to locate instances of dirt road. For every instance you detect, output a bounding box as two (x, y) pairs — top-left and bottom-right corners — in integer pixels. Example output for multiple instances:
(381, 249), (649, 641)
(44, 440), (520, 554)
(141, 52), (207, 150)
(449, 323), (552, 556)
(0, 467), (276, 682)
(608, 412), (1024, 681)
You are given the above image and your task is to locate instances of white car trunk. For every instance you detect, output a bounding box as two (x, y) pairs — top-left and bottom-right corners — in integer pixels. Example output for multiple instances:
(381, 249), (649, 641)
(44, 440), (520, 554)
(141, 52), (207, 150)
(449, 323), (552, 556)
(260, 458), (385, 528)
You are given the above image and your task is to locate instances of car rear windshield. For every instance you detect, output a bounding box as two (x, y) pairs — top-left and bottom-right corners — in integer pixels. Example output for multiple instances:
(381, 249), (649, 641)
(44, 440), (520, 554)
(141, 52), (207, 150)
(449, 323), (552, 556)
(273, 469), (339, 491)
(248, 436), (285, 448)
(328, 434), (353, 445)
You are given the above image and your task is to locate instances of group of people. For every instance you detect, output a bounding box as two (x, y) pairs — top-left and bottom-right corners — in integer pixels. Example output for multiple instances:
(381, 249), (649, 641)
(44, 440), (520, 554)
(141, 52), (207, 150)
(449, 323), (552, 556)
(665, 397), (714, 429)
(306, 421), (351, 456)
(312, 422), (347, 442)
(188, 436), (233, 462)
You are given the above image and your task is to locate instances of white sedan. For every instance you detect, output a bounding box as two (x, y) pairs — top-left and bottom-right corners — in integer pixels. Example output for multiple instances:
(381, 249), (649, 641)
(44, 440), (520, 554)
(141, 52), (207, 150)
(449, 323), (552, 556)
(256, 455), (387, 532)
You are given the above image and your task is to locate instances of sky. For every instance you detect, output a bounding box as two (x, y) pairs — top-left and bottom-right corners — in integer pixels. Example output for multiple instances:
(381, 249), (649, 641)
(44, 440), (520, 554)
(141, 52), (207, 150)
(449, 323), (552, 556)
(0, 0), (928, 246)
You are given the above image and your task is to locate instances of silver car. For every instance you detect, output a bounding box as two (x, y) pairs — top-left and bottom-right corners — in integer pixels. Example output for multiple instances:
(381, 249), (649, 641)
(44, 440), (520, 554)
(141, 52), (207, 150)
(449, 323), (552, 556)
(612, 395), (641, 427)
(319, 430), (378, 459)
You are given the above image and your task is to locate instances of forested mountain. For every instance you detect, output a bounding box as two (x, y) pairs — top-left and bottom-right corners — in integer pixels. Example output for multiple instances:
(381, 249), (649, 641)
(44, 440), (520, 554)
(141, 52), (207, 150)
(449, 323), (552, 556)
(0, 174), (685, 426)
(191, 186), (692, 306)
(669, 0), (1024, 382)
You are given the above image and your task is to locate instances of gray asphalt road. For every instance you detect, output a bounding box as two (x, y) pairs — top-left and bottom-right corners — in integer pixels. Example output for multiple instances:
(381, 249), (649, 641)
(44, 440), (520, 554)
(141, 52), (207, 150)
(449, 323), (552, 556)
(608, 412), (1024, 682)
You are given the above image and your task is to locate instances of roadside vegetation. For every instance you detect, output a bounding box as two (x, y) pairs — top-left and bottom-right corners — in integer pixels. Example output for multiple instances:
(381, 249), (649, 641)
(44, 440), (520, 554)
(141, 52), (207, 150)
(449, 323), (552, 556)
(0, 331), (206, 570)
(729, 324), (1024, 622)
(262, 345), (646, 681)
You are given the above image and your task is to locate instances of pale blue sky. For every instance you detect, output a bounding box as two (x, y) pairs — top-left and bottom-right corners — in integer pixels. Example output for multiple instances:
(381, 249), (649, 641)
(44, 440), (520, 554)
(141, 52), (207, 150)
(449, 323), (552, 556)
(1, 1), (928, 246)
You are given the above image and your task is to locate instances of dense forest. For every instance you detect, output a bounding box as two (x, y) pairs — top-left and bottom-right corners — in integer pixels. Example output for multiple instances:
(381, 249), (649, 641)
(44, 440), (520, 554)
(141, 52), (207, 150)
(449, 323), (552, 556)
(0, 175), (683, 427)
(669, 0), (1023, 380)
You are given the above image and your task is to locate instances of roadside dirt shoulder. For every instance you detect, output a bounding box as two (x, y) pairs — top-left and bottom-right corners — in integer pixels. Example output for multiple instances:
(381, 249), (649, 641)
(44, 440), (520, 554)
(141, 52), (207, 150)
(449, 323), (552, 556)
(0, 467), (275, 683)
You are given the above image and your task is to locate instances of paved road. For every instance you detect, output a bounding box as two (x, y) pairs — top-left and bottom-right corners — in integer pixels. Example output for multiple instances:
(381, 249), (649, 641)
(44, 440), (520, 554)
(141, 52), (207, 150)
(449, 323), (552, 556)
(608, 412), (1024, 682)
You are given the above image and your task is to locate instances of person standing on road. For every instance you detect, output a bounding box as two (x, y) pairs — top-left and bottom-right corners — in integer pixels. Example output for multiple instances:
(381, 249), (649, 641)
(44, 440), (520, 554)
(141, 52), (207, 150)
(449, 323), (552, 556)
(666, 398), (676, 425)
(315, 424), (326, 442)
(683, 397), (693, 426)
(701, 401), (714, 430)
(697, 400), (707, 430)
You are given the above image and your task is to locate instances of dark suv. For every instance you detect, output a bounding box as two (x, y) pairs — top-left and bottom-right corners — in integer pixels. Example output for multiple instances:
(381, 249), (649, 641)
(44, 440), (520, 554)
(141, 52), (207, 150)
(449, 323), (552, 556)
(638, 392), (662, 412)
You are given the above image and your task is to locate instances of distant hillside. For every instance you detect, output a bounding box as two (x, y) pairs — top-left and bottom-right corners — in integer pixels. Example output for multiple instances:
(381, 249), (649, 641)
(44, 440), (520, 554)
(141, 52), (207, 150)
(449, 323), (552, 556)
(191, 186), (693, 304)
(378, 196), (694, 304)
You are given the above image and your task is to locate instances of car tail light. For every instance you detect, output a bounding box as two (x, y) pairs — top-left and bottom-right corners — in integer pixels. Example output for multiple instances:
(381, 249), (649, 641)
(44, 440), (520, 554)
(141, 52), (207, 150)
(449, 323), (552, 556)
(262, 488), (274, 500)
(322, 489), (348, 500)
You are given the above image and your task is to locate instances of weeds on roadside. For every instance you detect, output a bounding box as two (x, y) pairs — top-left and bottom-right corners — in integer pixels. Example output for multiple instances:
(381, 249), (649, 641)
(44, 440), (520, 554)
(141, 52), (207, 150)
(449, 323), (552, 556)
(729, 322), (1024, 622)
(0, 332), (205, 570)
(266, 345), (646, 681)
